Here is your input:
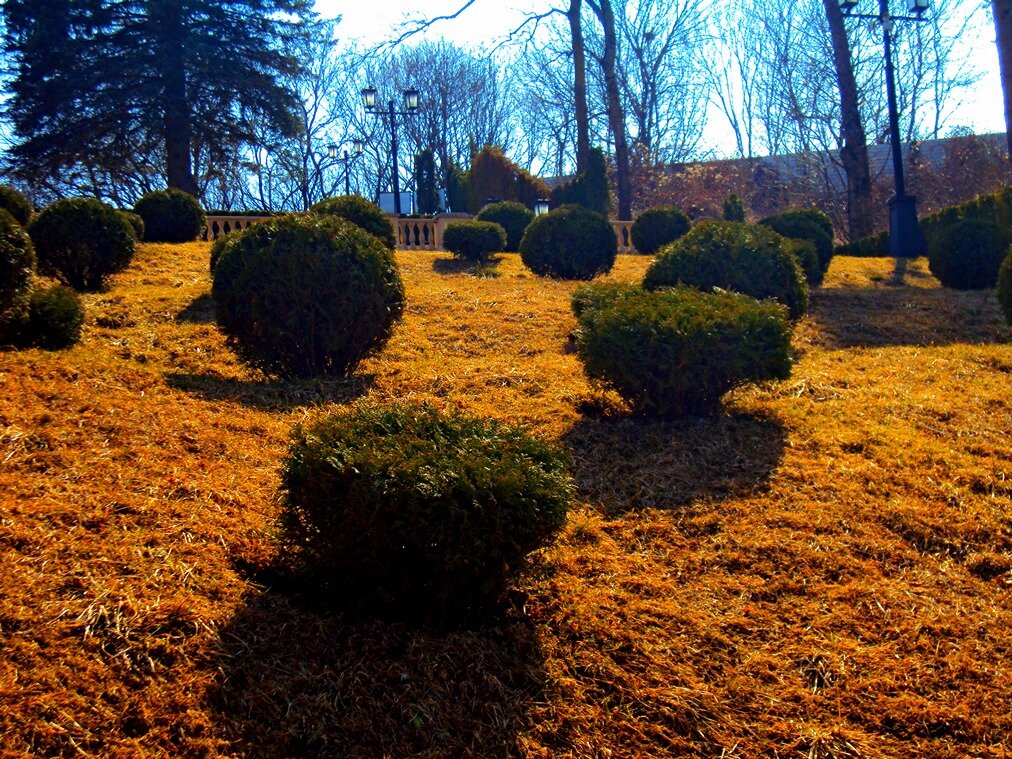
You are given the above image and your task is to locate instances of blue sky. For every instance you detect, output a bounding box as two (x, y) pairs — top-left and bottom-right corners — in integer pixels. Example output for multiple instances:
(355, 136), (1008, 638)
(314, 0), (1006, 158)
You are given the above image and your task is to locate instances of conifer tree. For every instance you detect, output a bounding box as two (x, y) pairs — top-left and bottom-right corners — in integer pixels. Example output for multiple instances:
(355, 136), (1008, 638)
(2, 0), (313, 198)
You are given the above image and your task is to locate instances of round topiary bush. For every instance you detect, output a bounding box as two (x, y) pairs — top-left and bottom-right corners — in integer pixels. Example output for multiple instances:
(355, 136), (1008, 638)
(575, 285), (793, 417)
(998, 247), (1012, 324)
(571, 281), (640, 320)
(643, 220), (809, 320)
(133, 189), (205, 243)
(310, 195), (396, 250)
(631, 206), (691, 255)
(0, 185), (33, 227)
(782, 237), (822, 287)
(476, 201), (534, 251)
(928, 219), (1006, 290)
(21, 285), (84, 349)
(442, 220), (507, 262)
(212, 213), (405, 377)
(519, 204), (617, 280)
(117, 210), (145, 241)
(279, 403), (572, 621)
(208, 232), (237, 273)
(760, 208), (834, 282)
(0, 209), (36, 339)
(29, 198), (136, 291)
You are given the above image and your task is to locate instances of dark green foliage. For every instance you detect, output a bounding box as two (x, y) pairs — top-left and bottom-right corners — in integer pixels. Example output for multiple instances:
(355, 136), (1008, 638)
(760, 208), (834, 283)
(783, 238), (821, 287)
(575, 285), (793, 417)
(519, 205), (617, 280)
(571, 281), (640, 320)
(551, 147), (611, 216)
(117, 210), (145, 241)
(134, 190), (205, 243)
(279, 403), (572, 621)
(446, 161), (469, 213)
(0, 209), (35, 338)
(836, 232), (888, 257)
(208, 233), (237, 273)
(928, 219), (1007, 290)
(476, 201), (534, 251)
(998, 247), (1012, 324)
(1, 0), (310, 196)
(0, 185), (32, 226)
(630, 206), (690, 255)
(442, 220), (507, 262)
(29, 198), (135, 291)
(723, 194), (746, 222)
(20, 284), (84, 349)
(643, 221), (809, 320)
(212, 213), (405, 378)
(311, 195), (396, 250)
(414, 148), (439, 215)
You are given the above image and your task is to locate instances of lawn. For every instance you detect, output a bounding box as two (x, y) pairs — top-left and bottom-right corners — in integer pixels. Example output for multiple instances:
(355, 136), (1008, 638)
(1, 243), (1010, 757)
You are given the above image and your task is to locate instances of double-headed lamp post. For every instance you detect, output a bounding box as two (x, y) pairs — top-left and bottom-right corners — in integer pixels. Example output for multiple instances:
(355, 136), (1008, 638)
(327, 139), (364, 196)
(361, 85), (419, 215)
(840, 0), (929, 259)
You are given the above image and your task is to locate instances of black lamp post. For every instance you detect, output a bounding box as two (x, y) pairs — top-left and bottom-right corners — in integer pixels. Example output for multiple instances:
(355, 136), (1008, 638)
(327, 139), (365, 196)
(840, 0), (929, 259)
(361, 85), (419, 215)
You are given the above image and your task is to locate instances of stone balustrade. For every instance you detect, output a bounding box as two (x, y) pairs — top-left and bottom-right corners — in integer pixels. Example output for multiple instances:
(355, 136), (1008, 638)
(202, 212), (637, 253)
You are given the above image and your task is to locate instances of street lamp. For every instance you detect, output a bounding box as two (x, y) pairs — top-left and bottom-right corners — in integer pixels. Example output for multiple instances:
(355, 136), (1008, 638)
(361, 85), (420, 215)
(840, 0), (929, 259)
(535, 199), (550, 216)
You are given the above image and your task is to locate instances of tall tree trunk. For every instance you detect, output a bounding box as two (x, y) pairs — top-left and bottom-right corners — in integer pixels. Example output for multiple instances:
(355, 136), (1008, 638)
(993, 0), (1012, 170)
(155, 1), (197, 195)
(568, 0), (591, 173)
(588, 0), (631, 220)
(823, 0), (873, 240)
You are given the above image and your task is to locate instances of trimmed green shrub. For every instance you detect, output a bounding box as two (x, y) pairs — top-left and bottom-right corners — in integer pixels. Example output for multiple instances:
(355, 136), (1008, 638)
(0, 185), (33, 226)
(29, 198), (136, 291)
(551, 147), (611, 216)
(20, 285), (84, 349)
(997, 247), (1012, 324)
(630, 206), (691, 255)
(134, 189), (205, 243)
(476, 201), (534, 251)
(723, 194), (746, 222)
(782, 238), (821, 286)
(0, 209), (36, 339)
(644, 221), (809, 320)
(571, 281), (640, 320)
(442, 220), (507, 262)
(117, 210), (145, 241)
(208, 232), (238, 273)
(760, 208), (834, 281)
(576, 285), (793, 417)
(928, 219), (1006, 290)
(836, 231), (888, 258)
(280, 403), (572, 621)
(519, 204), (617, 280)
(212, 213), (405, 377)
(310, 195), (396, 250)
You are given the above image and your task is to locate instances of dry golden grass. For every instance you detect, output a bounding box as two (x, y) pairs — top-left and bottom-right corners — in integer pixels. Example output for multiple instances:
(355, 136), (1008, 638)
(1, 244), (1010, 757)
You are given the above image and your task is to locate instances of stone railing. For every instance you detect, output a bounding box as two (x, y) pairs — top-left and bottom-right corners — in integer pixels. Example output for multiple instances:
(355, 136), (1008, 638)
(202, 212), (638, 253)
(202, 215), (267, 241)
(612, 220), (634, 253)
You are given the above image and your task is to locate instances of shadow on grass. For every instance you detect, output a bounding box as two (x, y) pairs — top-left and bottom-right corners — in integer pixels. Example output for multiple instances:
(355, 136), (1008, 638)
(432, 255), (502, 276)
(806, 286), (1010, 349)
(209, 589), (550, 757)
(562, 412), (786, 515)
(165, 372), (373, 412)
(175, 293), (215, 324)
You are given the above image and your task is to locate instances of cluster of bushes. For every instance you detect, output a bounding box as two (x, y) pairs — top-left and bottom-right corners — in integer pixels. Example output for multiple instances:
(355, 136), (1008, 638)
(0, 188), (84, 349)
(759, 208), (834, 286)
(837, 186), (1012, 291)
(134, 189), (205, 243)
(445, 145), (552, 214)
(551, 147), (611, 216)
(475, 201), (533, 251)
(570, 219), (801, 419)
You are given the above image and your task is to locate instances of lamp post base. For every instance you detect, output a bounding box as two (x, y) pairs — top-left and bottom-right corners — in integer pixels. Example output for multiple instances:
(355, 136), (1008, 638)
(888, 194), (927, 259)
